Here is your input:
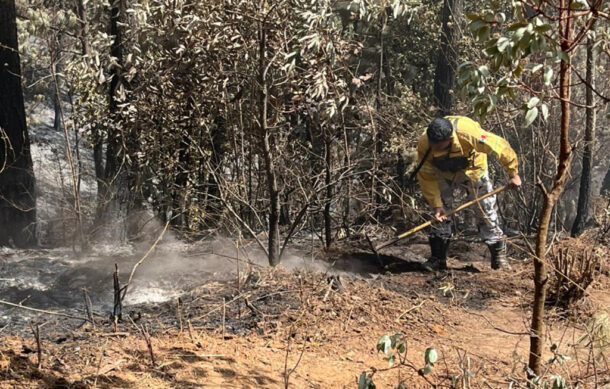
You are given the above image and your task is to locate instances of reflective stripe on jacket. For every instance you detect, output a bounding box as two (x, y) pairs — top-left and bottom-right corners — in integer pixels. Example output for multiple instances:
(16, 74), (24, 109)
(416, 116), (519, 208)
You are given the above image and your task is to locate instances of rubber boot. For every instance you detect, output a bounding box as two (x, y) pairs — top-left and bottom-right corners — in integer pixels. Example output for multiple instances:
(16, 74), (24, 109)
(488, 240), (510, 270)
(423, 236), (449, 271)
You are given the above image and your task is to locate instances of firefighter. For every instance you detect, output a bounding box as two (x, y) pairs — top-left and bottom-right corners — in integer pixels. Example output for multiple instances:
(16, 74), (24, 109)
(416, 116), (522, 271)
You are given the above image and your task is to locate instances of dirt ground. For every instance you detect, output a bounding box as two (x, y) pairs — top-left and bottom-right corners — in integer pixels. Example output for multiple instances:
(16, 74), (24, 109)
(1, 235), (609, 388)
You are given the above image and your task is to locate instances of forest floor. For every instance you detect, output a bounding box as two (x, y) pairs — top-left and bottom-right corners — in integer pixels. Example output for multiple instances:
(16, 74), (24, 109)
(1, 233), (609, 388)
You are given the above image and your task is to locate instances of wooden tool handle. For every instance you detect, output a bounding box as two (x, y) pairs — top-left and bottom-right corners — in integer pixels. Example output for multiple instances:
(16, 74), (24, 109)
(375, 185), (508, 251)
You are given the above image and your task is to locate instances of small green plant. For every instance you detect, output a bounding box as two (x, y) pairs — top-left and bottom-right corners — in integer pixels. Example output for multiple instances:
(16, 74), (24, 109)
(357, 371), (376, 389)
(418, 347), (438, 376)
(550, 375), (567, 389)
(358, 333), (439, 388)
(377, 333), (407, 367)
(547, 344), (571, 366)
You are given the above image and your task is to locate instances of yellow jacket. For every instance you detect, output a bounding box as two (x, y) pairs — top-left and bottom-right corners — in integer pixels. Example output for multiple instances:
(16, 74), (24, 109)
(417, 116), (519, 208)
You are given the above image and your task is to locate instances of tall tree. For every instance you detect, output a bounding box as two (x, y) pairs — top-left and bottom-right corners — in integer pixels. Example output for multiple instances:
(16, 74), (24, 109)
(460, 0), (603, 376)
(96, 0), (131, 242)
(0, 0), (37, 247)
(571, 37), (597, 237)
(433, 0), (463, 115)
(257, 1), (281, 266)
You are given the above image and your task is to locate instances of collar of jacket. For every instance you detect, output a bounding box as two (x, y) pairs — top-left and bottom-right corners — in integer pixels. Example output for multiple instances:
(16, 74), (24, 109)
(431, 129), (465, 159)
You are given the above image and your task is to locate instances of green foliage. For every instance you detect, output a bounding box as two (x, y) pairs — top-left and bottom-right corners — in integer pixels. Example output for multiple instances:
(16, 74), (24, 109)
(418, 347), (437, 376)
(424, 347), (437, 364)
(377, 333), (407, 367)
(458, 0), (606, 130)
(357, 371), (376, 389)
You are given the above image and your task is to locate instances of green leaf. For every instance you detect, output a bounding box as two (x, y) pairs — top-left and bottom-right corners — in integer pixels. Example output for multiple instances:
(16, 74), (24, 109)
(557, 51), (570, 64)
(419, 365), (434, 376)
(551, 375), (567, 389)
(478, 65), (490, 77)
(550, 344), (561, 354)
(543, 67), (553, 85)
(377, 335), (391, 354)
(497, 37), (510, 52)
(524, 107), (538, 127)
(388, 353), (396, 367)
(358, 372), (376, 389)
(390, 333), (403, 348)
(531, 64), (543, 73)
(425, 348), (438, 365)
(469, 19), (486, 33)
(541, 104), (549, 121)
(527, 97), (540, 109)
(513, 63), (523, 78)
(458, 61), (473, 70)
(508, 22), (527, 31)
(569, 0), (587, 9)
(477, 26), (490, 42)
(513, 27), (526, 41)
(484, 45), (499, 56)
(535, 23), (553, 34)
(397, 342), (406, 354)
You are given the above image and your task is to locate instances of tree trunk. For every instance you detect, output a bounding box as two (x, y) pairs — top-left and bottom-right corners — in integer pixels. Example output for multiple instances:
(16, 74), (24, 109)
(529, 1), (574, 375)
(571, 37), (596, 237)
(324, 132), (333, 248)
(258, 10), (280, 266)
(0, 0), (37, 247)
(96, 0), (130, 242)
(603, 168), (610, 193)
(75, 0), (105, 204)
(433, 0), (463, 115)
(372, 13), (386, 219)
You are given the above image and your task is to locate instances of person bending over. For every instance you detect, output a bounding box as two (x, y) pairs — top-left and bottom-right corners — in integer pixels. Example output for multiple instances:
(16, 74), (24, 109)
(416, 116), (521, 271)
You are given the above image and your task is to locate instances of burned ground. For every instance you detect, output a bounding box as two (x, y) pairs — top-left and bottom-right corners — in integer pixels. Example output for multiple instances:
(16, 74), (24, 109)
(1, 235), (609, 388)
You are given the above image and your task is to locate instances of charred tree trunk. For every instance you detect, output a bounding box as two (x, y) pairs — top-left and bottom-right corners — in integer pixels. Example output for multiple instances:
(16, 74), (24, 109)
(172, 134), (190, 229)
(433, 0), (463, 115)
(258, 10), (280, 266)
(0, 0), (37, 247)
(324, 131), (333, 248)
(571, 37), (596, 237)
(205, 114), (227, 224)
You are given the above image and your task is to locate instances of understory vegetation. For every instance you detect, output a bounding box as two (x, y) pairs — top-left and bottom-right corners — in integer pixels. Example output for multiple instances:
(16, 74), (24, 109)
(0, 0), (609, 386)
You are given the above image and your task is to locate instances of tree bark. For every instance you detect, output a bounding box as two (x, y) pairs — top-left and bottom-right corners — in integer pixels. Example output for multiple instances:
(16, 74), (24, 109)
(258, 8), (280, 266)
(324, 132), (333, 248)
(75, 0), (106, 204)
(529, 1), (574, 375)
(96, 0), (131, 242)
(433, 0), (463, 115)
(372, 12), (386, 218)
(571, 37), (596, 237)
(0, 0), (37, 247)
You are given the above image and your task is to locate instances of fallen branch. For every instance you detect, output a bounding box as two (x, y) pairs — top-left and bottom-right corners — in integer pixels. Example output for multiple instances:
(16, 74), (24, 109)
(397, 300), (426, 321)
(469, 312), (530, 336)
(121, 221), (170, 303)
(0, 299), (86, 320)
